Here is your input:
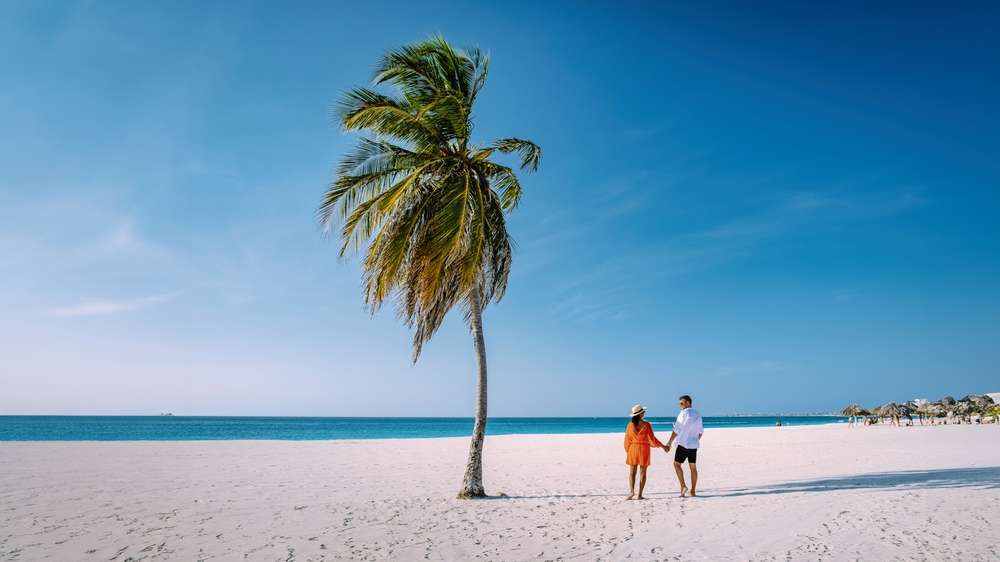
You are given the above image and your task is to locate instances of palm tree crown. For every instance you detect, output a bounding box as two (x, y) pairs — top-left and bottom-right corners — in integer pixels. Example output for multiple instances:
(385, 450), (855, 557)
(319, 36), (540, 360)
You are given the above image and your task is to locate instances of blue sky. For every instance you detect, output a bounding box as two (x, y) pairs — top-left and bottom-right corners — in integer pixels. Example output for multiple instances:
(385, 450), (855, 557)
(1, 1), (998, 416)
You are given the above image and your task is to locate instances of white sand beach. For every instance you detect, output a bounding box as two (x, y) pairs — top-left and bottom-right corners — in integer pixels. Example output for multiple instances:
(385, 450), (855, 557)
(2, 423), (999, 561)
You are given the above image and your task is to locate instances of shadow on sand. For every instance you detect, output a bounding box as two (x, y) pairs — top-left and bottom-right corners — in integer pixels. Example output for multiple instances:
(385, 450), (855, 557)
(711, 466), (1000, 498)
(492, 466), (1000, 500)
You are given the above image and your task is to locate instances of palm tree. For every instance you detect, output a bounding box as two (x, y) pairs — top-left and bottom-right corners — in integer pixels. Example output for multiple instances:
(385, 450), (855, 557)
(319, 36), (541, 499)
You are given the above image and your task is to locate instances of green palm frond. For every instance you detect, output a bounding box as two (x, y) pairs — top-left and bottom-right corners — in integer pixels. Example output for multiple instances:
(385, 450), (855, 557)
(475, 138), (541, 172)
(337, 88), (449, 148)
(320, 35), (539, 361)
(476, 161), (523, 211)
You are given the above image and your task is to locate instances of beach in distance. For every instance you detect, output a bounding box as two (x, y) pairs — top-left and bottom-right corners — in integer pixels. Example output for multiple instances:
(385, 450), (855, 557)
(3, 423), (999, 561)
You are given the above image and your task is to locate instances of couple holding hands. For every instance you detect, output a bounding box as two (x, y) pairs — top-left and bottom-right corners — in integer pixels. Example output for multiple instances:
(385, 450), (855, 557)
(624, 395), (703, 500)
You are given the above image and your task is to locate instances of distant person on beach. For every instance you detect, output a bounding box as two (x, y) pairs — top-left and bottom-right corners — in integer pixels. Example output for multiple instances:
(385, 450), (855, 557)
(623, 404), (669, 500)
(665, 395), (703, 497)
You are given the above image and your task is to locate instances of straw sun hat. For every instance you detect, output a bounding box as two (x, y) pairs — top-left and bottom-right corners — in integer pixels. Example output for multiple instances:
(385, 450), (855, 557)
(630, 405), (646, 417)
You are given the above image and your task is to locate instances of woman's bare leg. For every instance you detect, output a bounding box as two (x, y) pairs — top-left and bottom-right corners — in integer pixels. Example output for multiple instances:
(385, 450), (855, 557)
(637, 465), (648, 499)
(627, 465), (637, 500)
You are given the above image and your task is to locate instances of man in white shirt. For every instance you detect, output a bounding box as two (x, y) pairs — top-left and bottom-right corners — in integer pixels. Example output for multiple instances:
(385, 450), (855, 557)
(665, 395), (703, 497)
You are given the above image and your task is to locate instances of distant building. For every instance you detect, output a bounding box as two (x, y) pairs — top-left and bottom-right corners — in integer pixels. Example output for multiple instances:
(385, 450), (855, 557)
(914, 399), (929, 406)
(986, 392), (1000, 404)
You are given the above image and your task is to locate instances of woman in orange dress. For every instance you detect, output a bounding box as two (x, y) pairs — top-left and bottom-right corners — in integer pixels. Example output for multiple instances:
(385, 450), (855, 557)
(624, 404), (668, 500)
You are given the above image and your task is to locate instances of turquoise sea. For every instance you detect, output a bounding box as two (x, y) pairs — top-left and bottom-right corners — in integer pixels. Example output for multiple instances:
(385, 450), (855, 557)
(0, 415), (842, 441)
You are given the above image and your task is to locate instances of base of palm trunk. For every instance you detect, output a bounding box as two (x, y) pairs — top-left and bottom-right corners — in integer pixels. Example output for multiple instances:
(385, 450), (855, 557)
(456, 487), (487, 499)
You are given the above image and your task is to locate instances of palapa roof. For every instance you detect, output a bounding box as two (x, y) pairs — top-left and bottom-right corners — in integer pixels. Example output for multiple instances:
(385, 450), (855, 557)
(881, 401), (904, 415)
(953, 401), (978, 415)
(839, 404), (869, 416)
(915, 402), (942, 415)
(960, 394), (994, 408)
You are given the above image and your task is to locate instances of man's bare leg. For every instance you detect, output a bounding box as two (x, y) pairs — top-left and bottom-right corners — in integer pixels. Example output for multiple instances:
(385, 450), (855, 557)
(637, 465), (648, 499)
(673, 461), (688, 496)
(689, 463), (698, 496)
(627, 465), (637, 500)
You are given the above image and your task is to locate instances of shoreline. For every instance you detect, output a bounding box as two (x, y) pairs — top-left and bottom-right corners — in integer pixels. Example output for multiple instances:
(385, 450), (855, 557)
(9, 421), (993, 443)
(0, 421), (851, 443)
(8, 418), (992, 443)
(0, 414), (847, 442)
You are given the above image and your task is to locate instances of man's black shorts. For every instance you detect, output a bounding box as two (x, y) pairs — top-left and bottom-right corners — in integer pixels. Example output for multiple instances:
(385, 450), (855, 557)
(674, 445), (697, 464)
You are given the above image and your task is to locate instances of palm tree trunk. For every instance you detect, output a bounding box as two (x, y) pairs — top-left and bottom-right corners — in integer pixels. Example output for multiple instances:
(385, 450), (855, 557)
(458, 286), (489, 499)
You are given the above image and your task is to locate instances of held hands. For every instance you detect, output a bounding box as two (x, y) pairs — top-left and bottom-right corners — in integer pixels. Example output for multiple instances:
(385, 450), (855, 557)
(663, 444), (671, 452)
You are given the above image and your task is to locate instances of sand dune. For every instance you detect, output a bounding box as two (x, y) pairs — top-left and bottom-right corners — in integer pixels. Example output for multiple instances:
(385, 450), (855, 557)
(2, 424), (999, 560)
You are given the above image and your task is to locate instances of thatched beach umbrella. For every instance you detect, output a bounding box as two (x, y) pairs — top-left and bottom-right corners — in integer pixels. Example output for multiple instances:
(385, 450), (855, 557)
(962, 394), (994, 413)
(866, 404), (887, 425)
(882, 402), (903, 415)
(921, 403), (943, 415)
(840, 404), (869, 416)
(839, 404), (869, 427)
(915, 402), (940, 425)
(953, 401), (976, 417)
(928, 400), (953, 423)
(896, 402), (917, 426)
(882, 402), (903, 426)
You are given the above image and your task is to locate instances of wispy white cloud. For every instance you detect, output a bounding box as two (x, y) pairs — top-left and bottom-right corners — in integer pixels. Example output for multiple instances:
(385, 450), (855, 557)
(832, 289), (856, 302)
(0, 193), (176, 271)
(538, 183), (931, 322)
(44, 293), (177, 317)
